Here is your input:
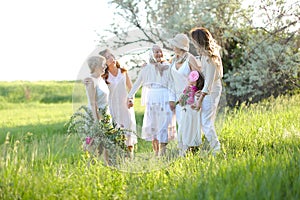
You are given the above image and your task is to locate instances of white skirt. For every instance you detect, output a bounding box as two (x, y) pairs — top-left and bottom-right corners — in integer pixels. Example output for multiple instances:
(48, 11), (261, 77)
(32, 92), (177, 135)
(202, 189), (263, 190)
(141, 88), (177, 143)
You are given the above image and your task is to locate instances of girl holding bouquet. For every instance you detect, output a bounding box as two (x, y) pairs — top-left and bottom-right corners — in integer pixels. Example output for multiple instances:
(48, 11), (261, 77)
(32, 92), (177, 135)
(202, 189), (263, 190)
(177, 70), (204, 155)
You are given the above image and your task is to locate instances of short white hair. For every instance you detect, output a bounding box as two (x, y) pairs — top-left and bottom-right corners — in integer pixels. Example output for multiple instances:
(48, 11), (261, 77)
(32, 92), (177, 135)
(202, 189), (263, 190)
(87, 56), (106, 73)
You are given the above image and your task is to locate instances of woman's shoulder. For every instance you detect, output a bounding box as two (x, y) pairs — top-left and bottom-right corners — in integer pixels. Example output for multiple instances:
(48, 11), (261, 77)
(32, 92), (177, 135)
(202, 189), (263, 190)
(141, 63), (155, 71)
(83, 76), (103, 88)
(188, 54), (198, 65)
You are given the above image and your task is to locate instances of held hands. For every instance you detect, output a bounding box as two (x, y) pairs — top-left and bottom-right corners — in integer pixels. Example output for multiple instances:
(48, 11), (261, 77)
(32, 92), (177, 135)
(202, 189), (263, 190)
(169, 101), (176, 112)
(127, 98), (134, 109)
(83, 77), (92, 86)
(191, 100), (201, 111)
(191, 91), (205, 111)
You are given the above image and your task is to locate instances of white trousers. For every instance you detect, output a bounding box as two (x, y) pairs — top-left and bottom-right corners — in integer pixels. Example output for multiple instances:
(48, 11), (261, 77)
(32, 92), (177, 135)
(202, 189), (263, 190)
(201, 80), (222, 150)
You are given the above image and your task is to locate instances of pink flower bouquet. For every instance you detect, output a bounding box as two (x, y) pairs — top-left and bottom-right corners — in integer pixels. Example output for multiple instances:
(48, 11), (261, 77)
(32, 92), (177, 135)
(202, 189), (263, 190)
(177, 85), (198, 107)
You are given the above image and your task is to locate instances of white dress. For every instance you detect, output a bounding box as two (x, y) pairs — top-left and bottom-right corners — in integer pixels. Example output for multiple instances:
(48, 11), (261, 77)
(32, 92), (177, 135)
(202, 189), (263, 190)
(128, 62), (176, 143)
(107, 69), (137, 146)
(169, 58), (202, 151)
(169, 58), (190, 125)
(178, 90), (202, 151)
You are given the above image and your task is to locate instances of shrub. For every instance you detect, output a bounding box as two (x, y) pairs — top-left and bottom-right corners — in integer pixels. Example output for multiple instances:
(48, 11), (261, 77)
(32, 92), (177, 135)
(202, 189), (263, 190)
(224, 36), (300, 106)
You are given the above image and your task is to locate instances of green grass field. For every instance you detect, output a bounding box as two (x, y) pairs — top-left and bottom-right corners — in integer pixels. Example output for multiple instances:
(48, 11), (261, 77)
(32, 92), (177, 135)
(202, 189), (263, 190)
(0, 81), (299, 199)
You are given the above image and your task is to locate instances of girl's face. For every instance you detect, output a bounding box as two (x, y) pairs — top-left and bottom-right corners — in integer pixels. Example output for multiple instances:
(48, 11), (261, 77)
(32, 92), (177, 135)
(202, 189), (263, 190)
(103, 52), (115, 66)
(189, 80), (197, 86)
(153, 47), (163, 62)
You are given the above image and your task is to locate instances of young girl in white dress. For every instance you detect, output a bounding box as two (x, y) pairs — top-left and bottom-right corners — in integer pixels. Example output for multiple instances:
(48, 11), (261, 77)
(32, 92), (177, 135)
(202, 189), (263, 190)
(177, 70), (204, 155)
(99, 49), (137, 158)
(127, 45), (176, 156)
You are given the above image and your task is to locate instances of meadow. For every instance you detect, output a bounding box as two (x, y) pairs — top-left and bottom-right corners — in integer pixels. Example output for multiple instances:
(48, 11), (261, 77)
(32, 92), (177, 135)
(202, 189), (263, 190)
(0, 81), (299, 199)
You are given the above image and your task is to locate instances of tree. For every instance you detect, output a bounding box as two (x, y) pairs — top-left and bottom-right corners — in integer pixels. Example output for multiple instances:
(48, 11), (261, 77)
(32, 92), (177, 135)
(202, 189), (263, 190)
(224, 0), (300, 106)
(100, 0), (300, 106)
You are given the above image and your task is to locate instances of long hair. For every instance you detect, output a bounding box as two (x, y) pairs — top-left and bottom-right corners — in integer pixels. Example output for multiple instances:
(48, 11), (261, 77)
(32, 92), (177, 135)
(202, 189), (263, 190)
(189, 27), (222, 69)
(196, 71), (205, 91)
(99, 49), (127, 84)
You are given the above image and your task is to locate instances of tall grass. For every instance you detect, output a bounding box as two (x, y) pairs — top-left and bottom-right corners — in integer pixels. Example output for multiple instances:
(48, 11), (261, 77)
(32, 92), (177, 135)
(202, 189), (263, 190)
(0, 86), (299, 199)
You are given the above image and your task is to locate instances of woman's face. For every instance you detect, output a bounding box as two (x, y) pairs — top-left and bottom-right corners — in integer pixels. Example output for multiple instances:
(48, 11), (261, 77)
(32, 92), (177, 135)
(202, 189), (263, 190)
(153, 47), (163, 62)
(172, 46), (182, 55)
(189, 80), (197, 86)
(103, 52), (115, 67)
(96, 62), (107, 75)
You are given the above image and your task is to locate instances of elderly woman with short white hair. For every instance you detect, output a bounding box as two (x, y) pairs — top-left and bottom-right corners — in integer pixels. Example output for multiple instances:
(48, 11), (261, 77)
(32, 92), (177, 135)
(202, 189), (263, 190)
(127, 44), (177, 156)
(84, 55), (110, 164)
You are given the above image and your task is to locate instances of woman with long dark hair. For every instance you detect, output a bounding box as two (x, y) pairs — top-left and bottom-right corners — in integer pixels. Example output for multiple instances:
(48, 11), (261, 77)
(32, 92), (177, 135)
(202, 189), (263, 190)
(99, 49), (137, 159)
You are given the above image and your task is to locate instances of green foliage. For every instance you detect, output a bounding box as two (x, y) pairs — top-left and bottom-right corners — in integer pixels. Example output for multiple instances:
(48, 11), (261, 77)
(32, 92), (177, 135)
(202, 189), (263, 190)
(0, 102), (73, 145)
(224, 31), (300, 106)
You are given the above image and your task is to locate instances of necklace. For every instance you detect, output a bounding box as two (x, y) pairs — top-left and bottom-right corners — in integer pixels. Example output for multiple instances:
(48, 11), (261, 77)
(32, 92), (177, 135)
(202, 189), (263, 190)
(174, 52), (189, 69)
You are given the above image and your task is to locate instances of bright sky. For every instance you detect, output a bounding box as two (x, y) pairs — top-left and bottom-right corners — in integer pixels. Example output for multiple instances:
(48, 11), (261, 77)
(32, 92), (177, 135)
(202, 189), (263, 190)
(0, 0), (113, 81)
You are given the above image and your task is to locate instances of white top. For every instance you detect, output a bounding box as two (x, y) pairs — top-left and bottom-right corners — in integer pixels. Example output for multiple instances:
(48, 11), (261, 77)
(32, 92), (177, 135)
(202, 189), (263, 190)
(86, 76), (110, 110)
(128, 61), (171, 105)
(168, 58), (191, 102)
(201, 55), (223, 94)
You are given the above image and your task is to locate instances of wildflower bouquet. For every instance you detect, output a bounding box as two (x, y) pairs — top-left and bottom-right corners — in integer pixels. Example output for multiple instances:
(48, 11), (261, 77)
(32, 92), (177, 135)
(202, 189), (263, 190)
(65, 106), (128, 160)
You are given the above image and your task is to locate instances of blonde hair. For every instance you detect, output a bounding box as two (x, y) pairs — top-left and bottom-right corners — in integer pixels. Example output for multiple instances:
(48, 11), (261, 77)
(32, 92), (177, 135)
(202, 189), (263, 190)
(189, 27), (222, 68)
(87, 56), (106, 73)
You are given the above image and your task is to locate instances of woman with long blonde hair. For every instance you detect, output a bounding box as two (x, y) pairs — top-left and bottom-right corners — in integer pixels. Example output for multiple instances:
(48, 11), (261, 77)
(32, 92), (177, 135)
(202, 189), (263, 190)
(189, 27), (223, 155)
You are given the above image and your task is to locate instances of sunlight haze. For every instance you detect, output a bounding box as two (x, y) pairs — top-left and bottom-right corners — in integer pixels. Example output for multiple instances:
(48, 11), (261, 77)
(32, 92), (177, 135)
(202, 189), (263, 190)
(0, 0), (112, 81)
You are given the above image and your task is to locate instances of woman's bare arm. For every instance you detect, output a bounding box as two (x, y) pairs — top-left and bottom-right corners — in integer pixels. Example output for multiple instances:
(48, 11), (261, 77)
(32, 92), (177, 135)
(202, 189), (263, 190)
(84, 77), (99, 121)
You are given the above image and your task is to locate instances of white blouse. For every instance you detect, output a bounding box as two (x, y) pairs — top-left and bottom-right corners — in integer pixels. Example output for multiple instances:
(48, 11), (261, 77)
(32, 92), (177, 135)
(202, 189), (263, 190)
(201, 55), (223, 94)
(86, 76), (109, 110)
(128, 62), (170, 102)
(168, 58), (191, 102)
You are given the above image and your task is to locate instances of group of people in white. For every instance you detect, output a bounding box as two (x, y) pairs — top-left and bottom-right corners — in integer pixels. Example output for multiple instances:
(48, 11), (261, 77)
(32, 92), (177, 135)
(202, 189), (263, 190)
(84, 27), (223, 161)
